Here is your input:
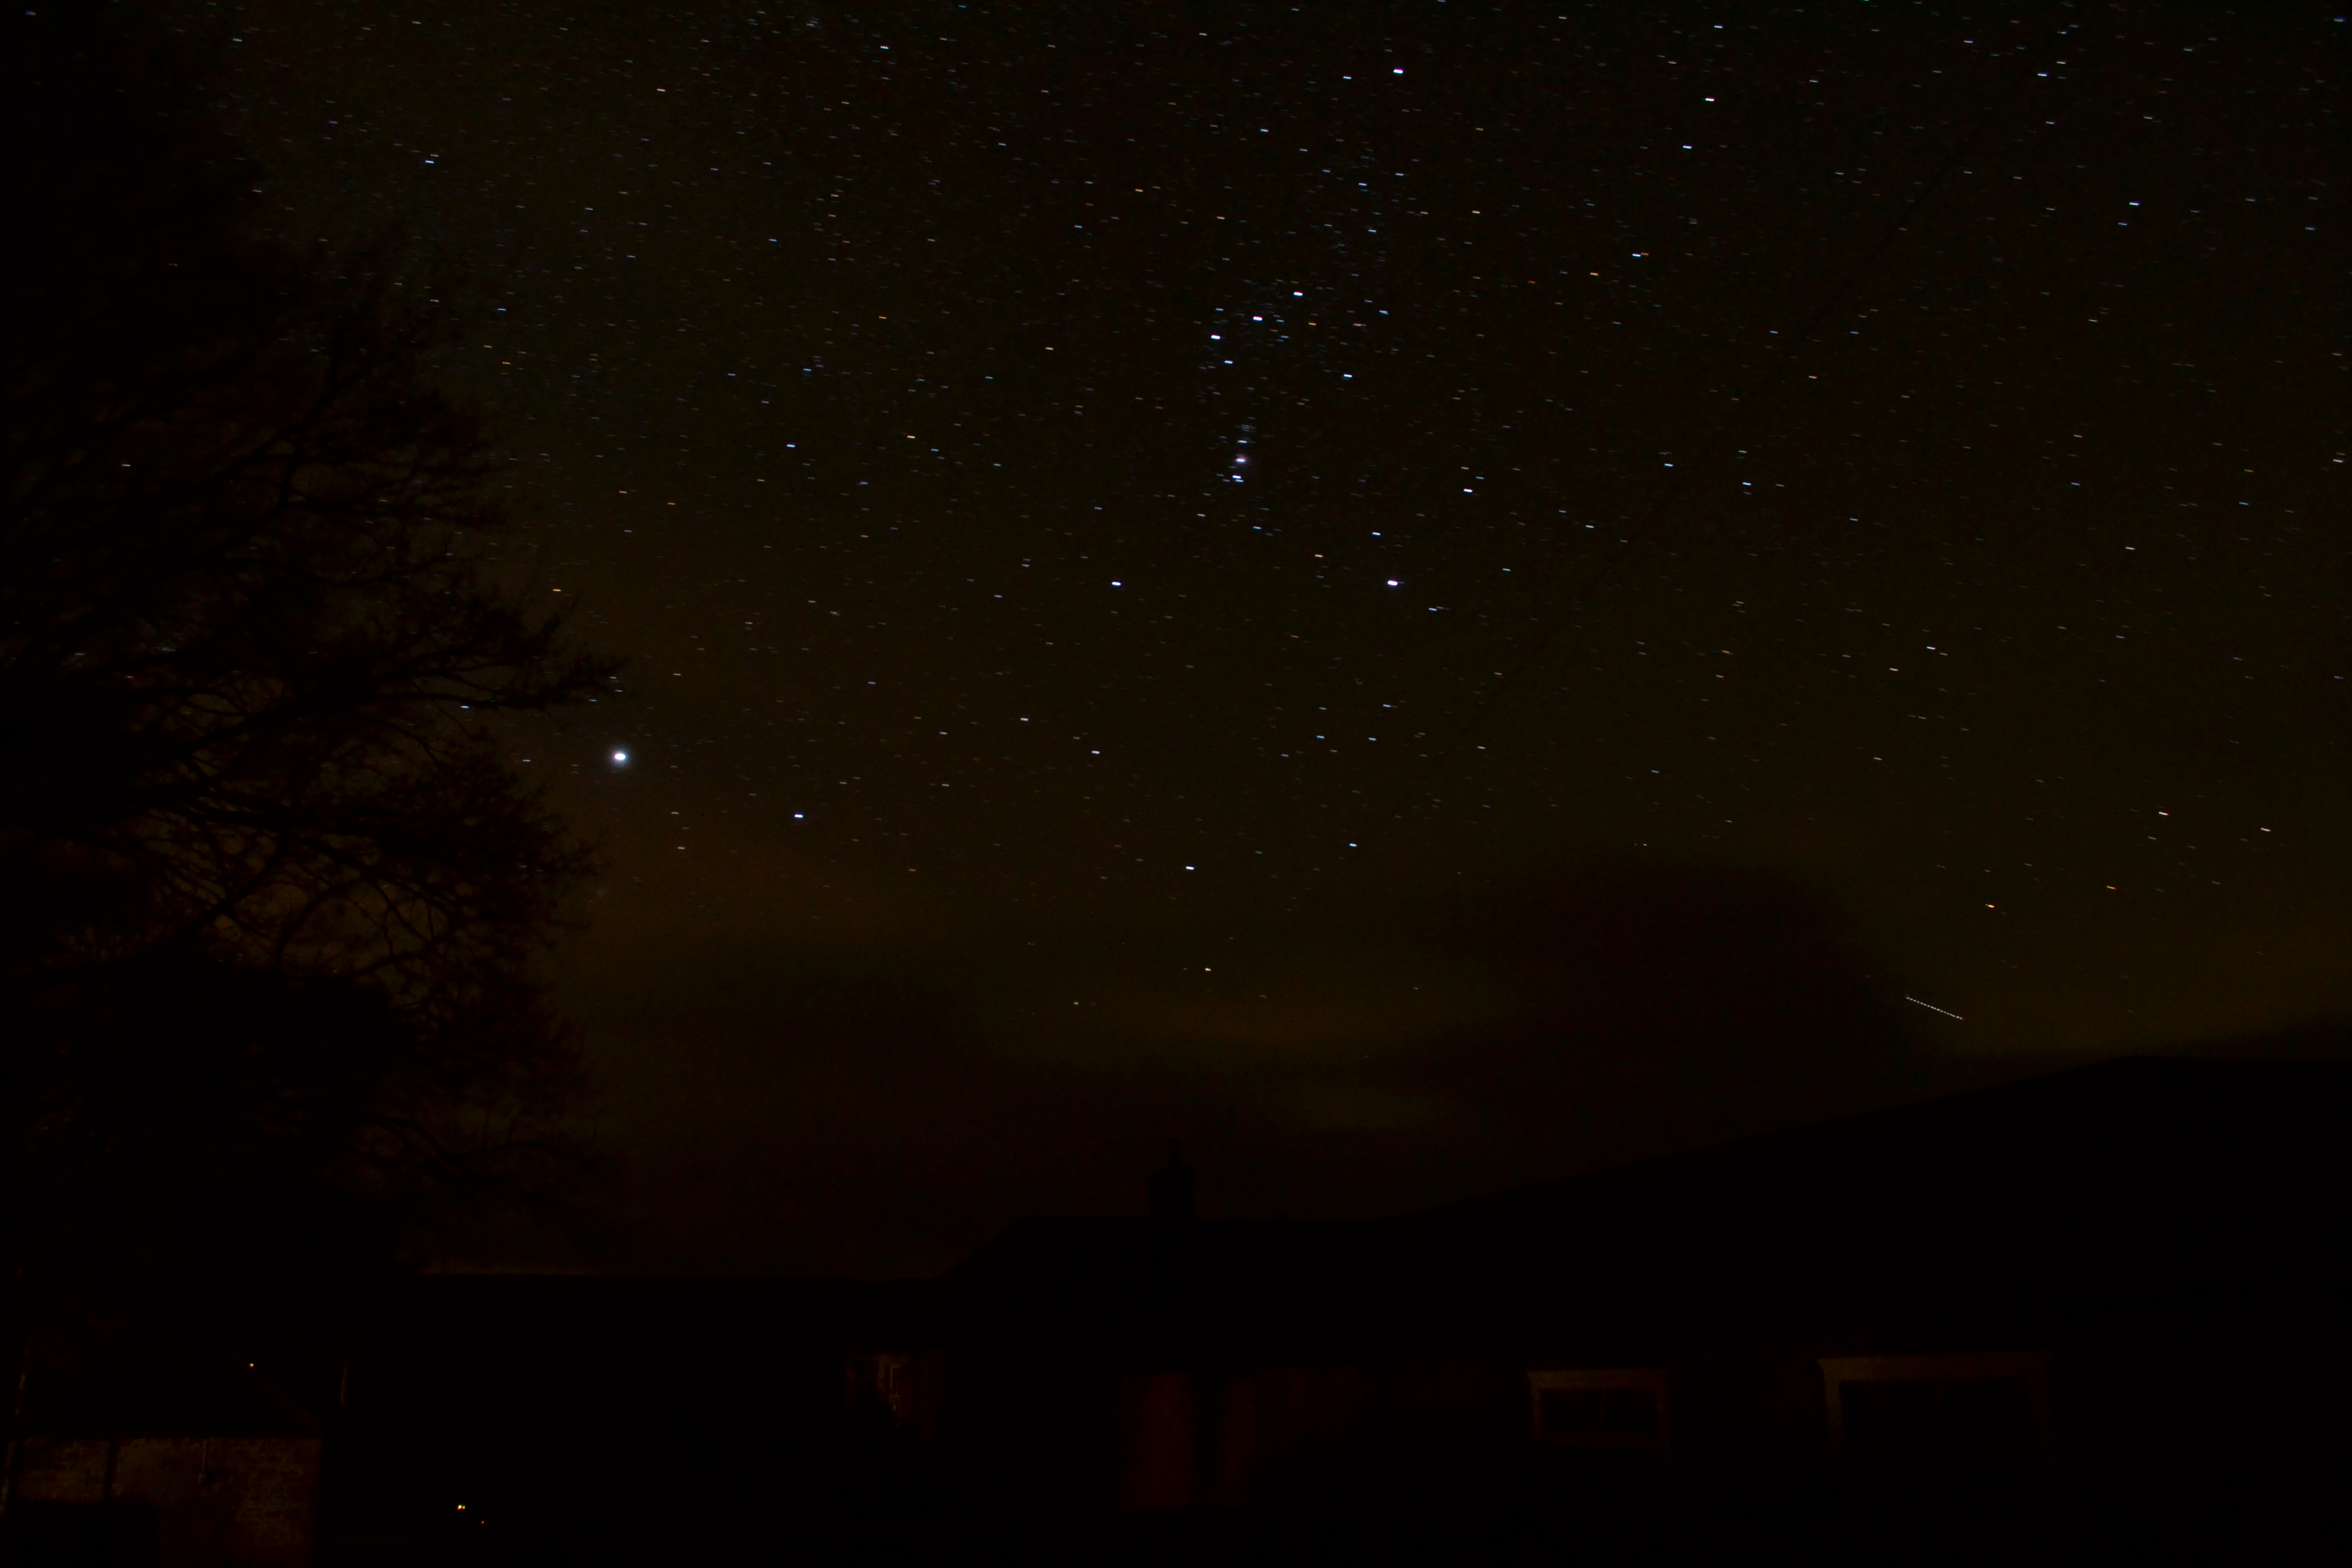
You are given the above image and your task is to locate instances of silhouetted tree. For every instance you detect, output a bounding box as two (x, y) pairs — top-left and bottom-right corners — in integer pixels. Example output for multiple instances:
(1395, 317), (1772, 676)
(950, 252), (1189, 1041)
(2, 7), (618, 1316)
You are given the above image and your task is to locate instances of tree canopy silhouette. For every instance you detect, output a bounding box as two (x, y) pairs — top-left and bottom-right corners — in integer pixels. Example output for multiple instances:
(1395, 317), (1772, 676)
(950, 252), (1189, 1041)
(2, 7), (619, 1308)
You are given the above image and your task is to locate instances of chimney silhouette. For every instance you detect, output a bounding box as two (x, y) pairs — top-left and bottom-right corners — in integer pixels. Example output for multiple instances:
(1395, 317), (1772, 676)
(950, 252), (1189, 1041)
(1147, 1140), (1195, 1222)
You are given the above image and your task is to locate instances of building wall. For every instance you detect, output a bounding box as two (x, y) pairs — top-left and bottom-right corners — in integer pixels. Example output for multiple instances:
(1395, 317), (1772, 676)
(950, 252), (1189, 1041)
(1199, 1362), (1367, 1510)
(1117, 1359), (1532, 1514)
(1665, 1341), (1839, 1498)
(1117, 1373), (1198, 1510)
(13, 1435), (321, 1567)
(1114, 1341), (2093, 1520)
(935, 1343), (1130, 1513)
(990, 1331), (2351, 1538)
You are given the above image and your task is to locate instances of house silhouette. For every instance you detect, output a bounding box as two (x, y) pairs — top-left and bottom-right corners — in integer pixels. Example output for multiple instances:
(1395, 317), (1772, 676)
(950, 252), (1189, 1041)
(886, 1057), (2349, 1553)
(319, 1057), (2349, 1562)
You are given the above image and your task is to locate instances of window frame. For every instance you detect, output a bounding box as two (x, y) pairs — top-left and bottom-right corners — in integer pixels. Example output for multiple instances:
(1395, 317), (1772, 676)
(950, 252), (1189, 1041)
(1819, 1352), (2057, 1494)
(1526, 1366), (1673, 1454)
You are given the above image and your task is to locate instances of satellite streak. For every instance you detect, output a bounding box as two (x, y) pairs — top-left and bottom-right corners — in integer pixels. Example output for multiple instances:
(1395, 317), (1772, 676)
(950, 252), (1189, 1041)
(1904, 996), (1964, 1021)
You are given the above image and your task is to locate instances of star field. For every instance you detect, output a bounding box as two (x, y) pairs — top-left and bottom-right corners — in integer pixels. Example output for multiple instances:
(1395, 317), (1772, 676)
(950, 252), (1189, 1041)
(223, 1), (2344, 1273)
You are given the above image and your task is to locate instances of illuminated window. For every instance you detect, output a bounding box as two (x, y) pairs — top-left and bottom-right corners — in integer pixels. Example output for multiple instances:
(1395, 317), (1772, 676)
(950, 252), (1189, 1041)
(1821, 1353), (2055, 1502)
(1528, 1368), (1670, 1496)
(848, 1351), (919, 1425)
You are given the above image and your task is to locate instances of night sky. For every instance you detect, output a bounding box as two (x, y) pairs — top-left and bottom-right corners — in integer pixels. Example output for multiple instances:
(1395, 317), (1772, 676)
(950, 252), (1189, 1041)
(218, 1), (2344, 1276)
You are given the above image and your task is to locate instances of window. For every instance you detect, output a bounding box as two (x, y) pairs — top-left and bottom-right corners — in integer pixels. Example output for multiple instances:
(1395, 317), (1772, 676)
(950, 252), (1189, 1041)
(847, 1351), (920, 1426)
(1821, 1353), (2055, 1502)
(1528, 1368), (1670, 1497)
